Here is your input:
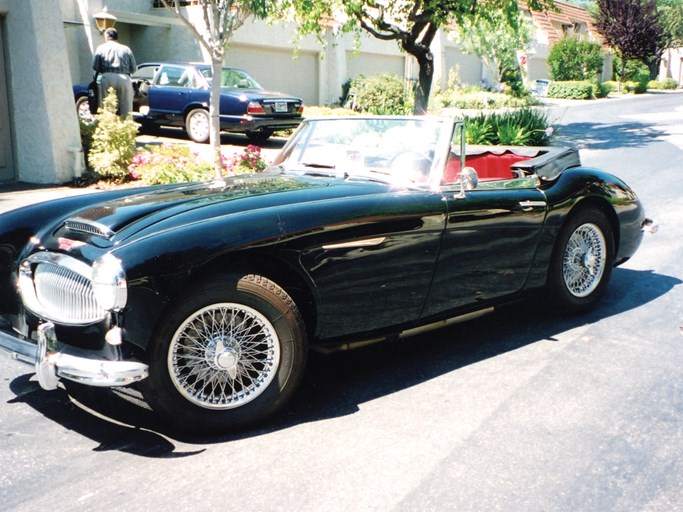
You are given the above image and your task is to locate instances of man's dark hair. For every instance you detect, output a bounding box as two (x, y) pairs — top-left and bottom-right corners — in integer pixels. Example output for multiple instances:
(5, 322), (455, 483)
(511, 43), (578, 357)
(104, 28), (118, 41)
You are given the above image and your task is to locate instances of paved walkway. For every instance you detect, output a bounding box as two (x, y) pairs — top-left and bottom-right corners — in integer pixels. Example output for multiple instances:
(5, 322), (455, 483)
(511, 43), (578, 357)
(0, 182), (98, 214)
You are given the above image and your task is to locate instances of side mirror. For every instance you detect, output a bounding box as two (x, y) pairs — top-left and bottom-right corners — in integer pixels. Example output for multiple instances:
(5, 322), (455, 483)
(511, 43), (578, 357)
(456, 166), (478, 198)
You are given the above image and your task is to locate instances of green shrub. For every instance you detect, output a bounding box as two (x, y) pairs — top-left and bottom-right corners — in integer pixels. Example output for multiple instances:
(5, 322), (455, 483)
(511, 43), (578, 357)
(603, 81), (619, 92)
(431, 89), (538, 111)
(547, 81), (594, 100)
(463, 116), (495, 144)
(647, 78), (678, 90)
(623, 81), (648, 94)
(465, 108), (553, 146)
(619, 60), (651, 83)
(87, 91), (139, 181)
(548, 38), (604, 81)
(346, 74), (410, 115)
(592, 81), (611, 98)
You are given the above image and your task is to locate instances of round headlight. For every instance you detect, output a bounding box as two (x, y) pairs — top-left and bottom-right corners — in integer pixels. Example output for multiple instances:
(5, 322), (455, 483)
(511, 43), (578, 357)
(92, 253), (127, 311)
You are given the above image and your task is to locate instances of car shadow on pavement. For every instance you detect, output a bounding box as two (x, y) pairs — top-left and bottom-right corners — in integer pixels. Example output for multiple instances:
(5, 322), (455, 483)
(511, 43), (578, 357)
(6, 266), (680, 456)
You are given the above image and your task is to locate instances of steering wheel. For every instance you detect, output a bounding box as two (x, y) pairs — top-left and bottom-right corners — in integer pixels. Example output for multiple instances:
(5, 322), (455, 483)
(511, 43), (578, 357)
(389, 151), (432, 182)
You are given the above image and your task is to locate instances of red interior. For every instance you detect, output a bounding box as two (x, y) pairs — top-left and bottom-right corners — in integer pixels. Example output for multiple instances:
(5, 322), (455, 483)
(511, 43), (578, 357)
(444, 152), (534, 183)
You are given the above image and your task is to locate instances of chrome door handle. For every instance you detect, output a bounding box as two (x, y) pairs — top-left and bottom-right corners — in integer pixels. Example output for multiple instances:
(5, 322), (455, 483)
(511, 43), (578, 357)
(518, 200), (546, 211)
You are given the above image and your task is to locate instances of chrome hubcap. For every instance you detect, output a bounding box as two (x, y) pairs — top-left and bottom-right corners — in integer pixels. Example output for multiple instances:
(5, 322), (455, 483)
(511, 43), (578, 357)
(562, 223), (606, 298)
(168, 303), (280, 409)
(189, 113), (209, 140)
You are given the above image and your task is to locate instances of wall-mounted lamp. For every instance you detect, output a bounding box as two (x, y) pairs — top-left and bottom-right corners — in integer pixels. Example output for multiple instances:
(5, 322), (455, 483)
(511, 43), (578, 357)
(94, 7), (117, 33)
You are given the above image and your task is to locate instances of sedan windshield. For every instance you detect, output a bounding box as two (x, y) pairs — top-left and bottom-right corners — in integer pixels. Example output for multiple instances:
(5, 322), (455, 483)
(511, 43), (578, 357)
(274, 117), (454, 186)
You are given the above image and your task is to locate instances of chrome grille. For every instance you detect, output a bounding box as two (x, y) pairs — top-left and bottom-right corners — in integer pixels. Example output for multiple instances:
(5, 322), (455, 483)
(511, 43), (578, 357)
(18, 252), (107, 325)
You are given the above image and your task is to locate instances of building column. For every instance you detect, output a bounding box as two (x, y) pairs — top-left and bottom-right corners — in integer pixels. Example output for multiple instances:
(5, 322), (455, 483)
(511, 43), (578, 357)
(6, 0), (83, 183)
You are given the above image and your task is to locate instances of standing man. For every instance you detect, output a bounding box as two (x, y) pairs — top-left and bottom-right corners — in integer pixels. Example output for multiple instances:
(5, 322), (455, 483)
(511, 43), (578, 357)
(92, 28), (137, 118)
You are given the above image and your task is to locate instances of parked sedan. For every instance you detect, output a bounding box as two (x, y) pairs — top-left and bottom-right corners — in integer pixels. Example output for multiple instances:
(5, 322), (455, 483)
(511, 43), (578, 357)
(74, 62), (304, 143)
(0, 116), (653, 433)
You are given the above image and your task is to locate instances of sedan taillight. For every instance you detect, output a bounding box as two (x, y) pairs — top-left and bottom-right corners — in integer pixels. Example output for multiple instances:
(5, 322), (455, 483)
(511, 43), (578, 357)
(247, 101), (266, 115)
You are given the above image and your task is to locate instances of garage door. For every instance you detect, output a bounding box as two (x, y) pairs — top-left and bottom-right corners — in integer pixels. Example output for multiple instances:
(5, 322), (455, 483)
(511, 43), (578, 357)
(445, 48), (482, 87)
(347, 52), (405, 79)
(225, 45), (318, 106)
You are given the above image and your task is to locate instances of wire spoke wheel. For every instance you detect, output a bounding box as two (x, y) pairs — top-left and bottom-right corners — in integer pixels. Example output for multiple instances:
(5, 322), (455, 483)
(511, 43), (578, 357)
(562, 222), (607, 298)
(169, 303), (281, 410)
(547, 208), (614, 314)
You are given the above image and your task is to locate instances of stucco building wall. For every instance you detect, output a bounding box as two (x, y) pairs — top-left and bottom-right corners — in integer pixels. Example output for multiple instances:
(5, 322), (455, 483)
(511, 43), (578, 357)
(1, 0), (82, 184)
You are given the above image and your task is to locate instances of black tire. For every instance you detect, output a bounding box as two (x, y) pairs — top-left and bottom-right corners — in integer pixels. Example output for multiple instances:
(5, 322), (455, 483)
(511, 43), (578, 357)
(185, 108), (210, 143)
(246, 129), (273, 144)
(141, 273), (308, 433)
(546, 207), (615, 314)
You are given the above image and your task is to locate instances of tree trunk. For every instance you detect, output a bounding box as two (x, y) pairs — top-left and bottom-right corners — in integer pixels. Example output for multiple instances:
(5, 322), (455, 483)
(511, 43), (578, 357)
(412, 52), (434, 115)
(210, 57), (223, 181)
(401, 22), (437, 116)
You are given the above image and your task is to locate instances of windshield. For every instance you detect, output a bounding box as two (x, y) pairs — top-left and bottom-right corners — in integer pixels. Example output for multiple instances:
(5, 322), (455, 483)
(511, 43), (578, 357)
(274, 117), (456, 187)
(200, 67), (262, 89)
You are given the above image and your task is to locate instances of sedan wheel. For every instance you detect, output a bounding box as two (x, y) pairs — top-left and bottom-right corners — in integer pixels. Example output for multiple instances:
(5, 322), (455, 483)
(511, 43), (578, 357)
(185, 108), (210, 143)
(547, 208), (614, 313)
(75, 96), (94, 121)
(142, 274), (307, 432)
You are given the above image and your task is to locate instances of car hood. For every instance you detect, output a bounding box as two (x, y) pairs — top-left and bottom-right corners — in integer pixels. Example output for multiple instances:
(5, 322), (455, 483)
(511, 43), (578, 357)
(52, 172), (388, 247)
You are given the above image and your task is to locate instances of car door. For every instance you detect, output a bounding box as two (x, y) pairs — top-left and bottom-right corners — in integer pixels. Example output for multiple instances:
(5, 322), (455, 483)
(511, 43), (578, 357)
(422, 183), (547, 317)
(300, 191), (447, 339)
(148, 64), (201, 121)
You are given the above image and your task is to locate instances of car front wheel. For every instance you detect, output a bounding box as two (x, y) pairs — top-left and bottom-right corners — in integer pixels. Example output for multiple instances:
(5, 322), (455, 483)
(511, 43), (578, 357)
(142, 273), (308, 432)
(547, 207), (615, 313)
(185, 108), (210, 143)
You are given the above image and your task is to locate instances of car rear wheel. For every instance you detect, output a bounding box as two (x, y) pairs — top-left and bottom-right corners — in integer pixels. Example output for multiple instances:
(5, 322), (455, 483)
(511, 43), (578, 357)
(75, 95), (93, 121)
(142, 273), (307, 432)
(547, 207), (614, 313)
(246, 129), (274, 143)
(185, 108), (210, 143)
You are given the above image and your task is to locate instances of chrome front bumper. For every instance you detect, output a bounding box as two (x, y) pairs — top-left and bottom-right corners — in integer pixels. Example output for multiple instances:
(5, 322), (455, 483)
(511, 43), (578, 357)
(0, 322), (148, 390)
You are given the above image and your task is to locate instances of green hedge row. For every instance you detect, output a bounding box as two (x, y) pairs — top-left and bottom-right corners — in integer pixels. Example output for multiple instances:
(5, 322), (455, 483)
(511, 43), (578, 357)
(546, 81), (611, 100)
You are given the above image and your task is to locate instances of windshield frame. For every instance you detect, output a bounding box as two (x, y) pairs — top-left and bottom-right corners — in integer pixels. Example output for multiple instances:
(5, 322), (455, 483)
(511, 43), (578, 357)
(273, 116), (460, 190)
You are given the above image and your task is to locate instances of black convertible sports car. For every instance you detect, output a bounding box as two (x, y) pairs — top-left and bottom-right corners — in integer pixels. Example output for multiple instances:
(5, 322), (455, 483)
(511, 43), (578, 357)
(0, 116), (653, 432)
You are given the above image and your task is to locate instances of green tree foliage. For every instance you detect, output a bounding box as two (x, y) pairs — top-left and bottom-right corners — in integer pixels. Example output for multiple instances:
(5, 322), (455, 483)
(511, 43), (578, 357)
(282, 0), (556, 115)
(658, 0), (683, 48)
(448, 7), (533, 86)
(159, 0), (272, 178)
(593, 0), (666, 80)
(548, 38), (604, 81)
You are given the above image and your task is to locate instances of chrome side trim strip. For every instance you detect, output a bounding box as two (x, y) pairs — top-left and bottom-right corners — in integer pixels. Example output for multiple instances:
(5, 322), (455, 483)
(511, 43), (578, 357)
(519, 200), (547, 208)
(322, 237), (386, 250)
